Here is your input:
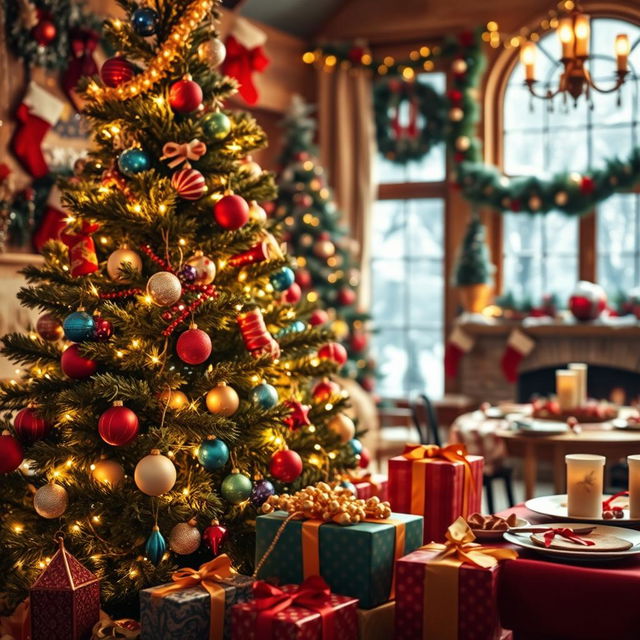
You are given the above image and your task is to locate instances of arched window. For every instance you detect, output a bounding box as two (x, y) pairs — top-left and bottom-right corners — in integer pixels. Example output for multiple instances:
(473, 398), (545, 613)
(500, 15), (640, 302)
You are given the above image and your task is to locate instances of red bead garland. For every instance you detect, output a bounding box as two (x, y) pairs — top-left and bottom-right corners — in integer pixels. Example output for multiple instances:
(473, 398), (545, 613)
(99, 288), (143, 300)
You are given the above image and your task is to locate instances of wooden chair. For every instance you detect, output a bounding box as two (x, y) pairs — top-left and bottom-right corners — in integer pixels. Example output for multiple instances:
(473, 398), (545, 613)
(410, 394), (516, 513)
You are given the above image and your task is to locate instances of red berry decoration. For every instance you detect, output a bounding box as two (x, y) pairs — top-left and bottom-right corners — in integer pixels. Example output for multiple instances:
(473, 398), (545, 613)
(169, 76), (203, 113)
(312, 379), (340, 402)
(98, 402), (139, 446)
(172, 168), (206, 200)
(281, 283), (302, 304)
(61, 344), (97, 379)
(214, 194), (250, 230)
(176, 326), (212, 365)
(309, 309), (329, 326)
(14, 407), (51, 443)
(270, 449), (303, 483)
(337, 287), (357, 306)
(100, 56), (134, 88)
(0, 430), (23, 474)
(93, 317), (114, 341)
(318, 342), (348, 366)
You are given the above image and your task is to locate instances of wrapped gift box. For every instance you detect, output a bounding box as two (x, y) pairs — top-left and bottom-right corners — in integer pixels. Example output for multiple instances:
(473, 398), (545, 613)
(356, 600), (394, 640)
(388, 444), (483, 543)
(140, 573), (252, 640)
(231, 584), (358, 640)
(353, 475), (388, 502)
(255, 511), (423, 609)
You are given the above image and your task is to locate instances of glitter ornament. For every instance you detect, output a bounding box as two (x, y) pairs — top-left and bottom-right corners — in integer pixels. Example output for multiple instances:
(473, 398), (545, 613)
(0, 430), (23, 473)
(221, 470), (253, 504)
(169, 520), (201, 555)
(214, 194), (250, 230)
(197, 436), (229, 471)
(328, 413), (356, 443)
(203, 520), (227, 555)
(132, 7), (158, 36)
(118, 149), (150, 176)
(171, 167), (206, 200)
(250, 478), (275, 507)
(92, 458), (125, 488)
(135, 450), (176, 496)
(169, 76), (203, 113)
(36, 313), (63, 341)
(270, 267), (295, 292)
(14, 407), (50, 443)
(61, 344), (97, 379)
(107, 247), (142, 282)
(202, 111), (231, 140)
(63, 311), (95, 342)
(100, 56), (134, 88)
(146, 271), (182, 306)
(185, 251), (216, 284)
(34, 482), (68, 518)
(176, 326), (212, 365)
(98, 402), (139, 446)
(198, 38), (226, 67)
(250, 383), (278, 409)
(269, 449), (303, 483)
(206, 383), (239, 417)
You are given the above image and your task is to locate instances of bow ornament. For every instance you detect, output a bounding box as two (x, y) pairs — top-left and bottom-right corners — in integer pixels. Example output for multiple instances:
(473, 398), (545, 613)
(161, 139), (207, 169)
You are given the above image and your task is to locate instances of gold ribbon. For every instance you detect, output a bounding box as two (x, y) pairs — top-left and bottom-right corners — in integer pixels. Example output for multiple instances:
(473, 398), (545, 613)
(402, 444), (476, 518)
(151, 554), (236, 640)
(419, 518), (518, 640)
(160, 139), (207, 168)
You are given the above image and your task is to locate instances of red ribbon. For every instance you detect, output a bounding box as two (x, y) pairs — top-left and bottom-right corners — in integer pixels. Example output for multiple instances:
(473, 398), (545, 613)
(602, 490), (628, 512)
(221, 35), (270, 105)
(253, 576), (336, 639)
(542, 528), (596, 548)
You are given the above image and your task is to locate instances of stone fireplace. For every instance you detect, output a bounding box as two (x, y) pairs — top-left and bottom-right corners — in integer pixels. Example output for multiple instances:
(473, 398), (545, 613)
(457, 322), (640, 404)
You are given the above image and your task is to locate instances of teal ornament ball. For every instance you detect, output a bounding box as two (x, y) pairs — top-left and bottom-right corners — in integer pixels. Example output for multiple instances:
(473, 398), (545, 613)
(145, 525), (166, 564)
(132, 7), (158, 36)
(340, 480), (357, 496)
(63, 311), (95, 342)
(203, 112), (232, 141)
(276, 320), (305, 339)
(251, 383), (278, 409)
(197, 437), (230, 471)
(221, 471), (252, 504)
(270, 267), (295, 292)
(118, 149), (150, 176)
(349, 439), (363, 455)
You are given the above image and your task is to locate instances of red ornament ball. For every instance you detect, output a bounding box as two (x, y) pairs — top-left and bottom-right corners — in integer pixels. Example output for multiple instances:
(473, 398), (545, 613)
(312, 378), (340, 402)
(61, 344), (97, 379)
(0, 430), (23, 474)
(270, 449), (303, 483)
(309, 309), (329, 326)
(337, 287), (357, 307)
(169, 76), (203, 113)
(14, 408), (50, 443)
(100, 56), (134, 88)
(568, 281), (607, 321)
(93, 317), (113, 341)
(350, 332), (368, 353)
(98, 403), (139, 446)
(32, 18), (57, 46)
(358, 446), (371, 469)
(36, 313), (63, 341)
(318, 342), (348, 366)
(203, 520), (227, 556)
(172, 168), (206, 200)
(295, 269), (312, 289)
(580, 176), (595, 195)
(214, 194), (250, 230)
(281, 282), (302, 304)
(176, 327), (212, 365)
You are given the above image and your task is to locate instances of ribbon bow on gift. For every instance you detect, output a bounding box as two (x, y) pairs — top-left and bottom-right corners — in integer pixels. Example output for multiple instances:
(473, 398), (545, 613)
(541, 528), (596, 548)
(151, 554), (236, 640)
(253, 576), (336, 640)
(422, 517), (518, 568)
(160, 139), (207, 169)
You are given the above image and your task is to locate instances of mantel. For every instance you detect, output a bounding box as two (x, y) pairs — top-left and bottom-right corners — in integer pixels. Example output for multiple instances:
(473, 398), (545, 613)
(458, 321), (640, 339)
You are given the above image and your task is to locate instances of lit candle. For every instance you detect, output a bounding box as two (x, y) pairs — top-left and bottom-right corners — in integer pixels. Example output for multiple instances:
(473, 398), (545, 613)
(568, 363), (587, 407)
(628, 455), (640, 518)
(558, 16), (575, 59)
(520, 41), (537, 81)
(615, 34), (630, 73)
(566, 454), (605, 518)
(556, 369), (579, 410)
(574, 13), (590, 57)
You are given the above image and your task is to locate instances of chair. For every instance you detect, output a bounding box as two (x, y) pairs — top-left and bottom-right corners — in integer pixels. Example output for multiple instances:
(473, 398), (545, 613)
(410, 394), (516, 513)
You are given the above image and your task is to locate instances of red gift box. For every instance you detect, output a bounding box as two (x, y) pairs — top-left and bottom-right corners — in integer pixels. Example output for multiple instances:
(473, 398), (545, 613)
(395, 518), (517, 640)
(388, 444), (483, 543)
(231, 577), (358, 640)
(351, 474), (388, 502)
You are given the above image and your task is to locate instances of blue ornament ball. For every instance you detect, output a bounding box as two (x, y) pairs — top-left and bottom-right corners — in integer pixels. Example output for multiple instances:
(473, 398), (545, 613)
(132, 7), (158, 36)
(118, 149), (150, 176)
(63, 311), (95, 342)
(251, 383), (278, 409)
(349, 439), (363, 455)
(250, 478), (275, 507)
(202, 112), (232, 141)
(197, 437), (229, 471)
(145, 526), (166, 565)
(221, 471), (253, 504)
(270, 267), (295, 292)
(291, 320), (305, 333)
(340, 480), (357, 496)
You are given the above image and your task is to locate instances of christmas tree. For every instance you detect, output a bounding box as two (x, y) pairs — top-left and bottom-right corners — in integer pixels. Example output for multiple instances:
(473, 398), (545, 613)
(454, 213), (493, 286)
(0, 0), (357, 615)
(275, 96), (375, 391)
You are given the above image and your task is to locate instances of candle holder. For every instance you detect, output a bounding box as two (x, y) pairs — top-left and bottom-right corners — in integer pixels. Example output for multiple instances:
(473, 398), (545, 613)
(556, 369), (579, 411)
(628, 455), (640, 519)
(566, 454), (605, 518)
(568, 363), (588, 407)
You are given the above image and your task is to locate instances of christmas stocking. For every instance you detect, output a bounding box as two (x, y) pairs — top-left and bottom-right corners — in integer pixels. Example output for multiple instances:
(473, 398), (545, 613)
(501, 329), (535, 382)
(11, 82), (64, 179)
(33, 185), (68, 251)
(444, 326), (475, 378)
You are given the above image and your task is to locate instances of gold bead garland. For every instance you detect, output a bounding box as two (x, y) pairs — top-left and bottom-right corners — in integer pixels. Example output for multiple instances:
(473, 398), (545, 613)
(260, 481), (392, 526)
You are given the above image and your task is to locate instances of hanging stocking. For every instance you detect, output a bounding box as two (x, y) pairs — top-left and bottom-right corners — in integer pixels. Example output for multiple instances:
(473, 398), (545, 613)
(444, 326), (474, 378)
(11, 82), (64, 179)
(501, 329), (535, 383)
(33, 185), (68, 251)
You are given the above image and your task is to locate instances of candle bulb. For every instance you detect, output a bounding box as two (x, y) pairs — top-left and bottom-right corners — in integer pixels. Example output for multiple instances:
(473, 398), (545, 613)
(521, 41), (537, 81)
(568, 363), (587, 407)
(628, 455), (640, 518)
(615, 34), (630, 72)
(566, 454), (605, 518)
(558, 16), (575, 59)
(574, 13), (590, 57)
(556, 369), (579, 410)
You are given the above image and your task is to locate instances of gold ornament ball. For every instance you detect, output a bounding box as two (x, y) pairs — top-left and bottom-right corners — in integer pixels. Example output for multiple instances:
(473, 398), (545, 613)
(314, 240), (336, 259)
(134, 450), (177, 496)
(198, 37), (226, 68)
(328, 413), (356, 443)
(34, 483), (69, 519)
(452, 58), (468, 74)
(158, 389), (189, 410)
(555, 191), (569, 206)
(449, 107), (464, 122)
(332, 319), (350, 341)
(206, 383), (240, 417)
(92, 459), (125, 488)
(107, 248), (142, 282)
(528, 196), (542, 211)
(249, 200), (267, 224)
(455, 136), (470, 152)
(146, 271), (182, 306)
(300, 234), (314, 248)
(169, 519), (202, 555)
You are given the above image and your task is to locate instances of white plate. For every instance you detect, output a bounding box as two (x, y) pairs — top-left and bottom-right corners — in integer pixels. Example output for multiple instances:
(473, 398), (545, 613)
(525, 494), (640, 524)
(471, 517), (529, 541)
(612, 418), (640, 431)
(504, 522), (640, 561)
(510, 418), (568, 436)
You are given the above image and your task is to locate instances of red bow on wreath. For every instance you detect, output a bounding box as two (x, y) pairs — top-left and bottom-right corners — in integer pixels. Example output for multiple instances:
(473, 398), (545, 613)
(390, 81), (418, 142)
(221, 35), (270, 105)
(62, 28), (100, 110)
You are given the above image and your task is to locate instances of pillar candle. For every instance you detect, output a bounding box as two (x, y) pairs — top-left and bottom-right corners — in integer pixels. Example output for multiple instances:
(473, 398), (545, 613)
(566, 454), (605, 518)
(556, 369), (579, 410)
(628, 455), (640, 519)
(568, 363), (587, 407)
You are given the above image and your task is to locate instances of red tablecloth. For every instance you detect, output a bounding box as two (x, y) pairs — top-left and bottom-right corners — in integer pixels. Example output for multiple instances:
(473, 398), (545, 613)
(496, 505), (640, 640)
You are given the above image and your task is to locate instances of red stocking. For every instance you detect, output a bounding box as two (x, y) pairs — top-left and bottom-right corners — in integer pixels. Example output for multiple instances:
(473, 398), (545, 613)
(33, 185), (68, 251)
(500, 329), (535, 382)
(444, 326), (474, 378)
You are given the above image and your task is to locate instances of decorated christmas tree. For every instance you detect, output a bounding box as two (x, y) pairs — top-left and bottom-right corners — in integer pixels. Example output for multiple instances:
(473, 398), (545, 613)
(0, 0), (357, 615)
(454, 213), (492, 286)
(275, 96), (375, 391)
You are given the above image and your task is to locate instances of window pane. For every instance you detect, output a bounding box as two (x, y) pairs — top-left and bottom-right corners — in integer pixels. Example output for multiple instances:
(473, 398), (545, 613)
(503, 254), (543, 301)
(371, 199), (405, 258)
(406, 198), (444, 258)
(406, 329), (444, 398)
(597, 194), (637, 255)
(598, 254), (636, 297)
(504, 130), (545, 175)
(545, 211), (579, 255)
(503, 214), (542, 255)
(371, 259), (405, 329)
(408, 260), (443, 328)
(374, 329), (407, 397)
(544, 256), (580, 300)
(545, 127), (589, 173)
(592, 126), (634, 167)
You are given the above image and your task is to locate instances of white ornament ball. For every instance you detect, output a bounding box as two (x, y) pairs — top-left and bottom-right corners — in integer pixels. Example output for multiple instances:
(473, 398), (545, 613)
(328, 413), (356, 443)
(186, 251), (216, 285)
(169, 520), (202, 555)
(240, 158), (262, 180)
(146, 271), (182, 306)
(248, 201), (267, 224)
(198, 37), (226, 68)
(107, 248), (142, 282)
(134, 450), (177, 496)
(34, 483), (69, 519)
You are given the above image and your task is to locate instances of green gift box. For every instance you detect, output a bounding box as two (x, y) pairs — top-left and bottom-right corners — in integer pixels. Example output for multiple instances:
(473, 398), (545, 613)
(255, 511), (423, 609)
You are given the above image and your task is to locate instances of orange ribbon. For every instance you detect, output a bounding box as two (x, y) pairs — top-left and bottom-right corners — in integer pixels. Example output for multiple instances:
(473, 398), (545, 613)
(402, 443), (476, 517)
(252, 576), (336, 639)
(160, 139), (207, 168)
(151, 554), (235, 640)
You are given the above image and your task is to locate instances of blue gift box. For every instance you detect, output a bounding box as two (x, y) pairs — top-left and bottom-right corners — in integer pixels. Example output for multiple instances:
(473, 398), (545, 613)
(255, 511), (423, 609)
(140, 573), (253, 640)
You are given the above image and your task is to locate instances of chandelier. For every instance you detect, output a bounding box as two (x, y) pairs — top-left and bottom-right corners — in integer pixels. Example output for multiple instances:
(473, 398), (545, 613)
(520, 4), (631, 103)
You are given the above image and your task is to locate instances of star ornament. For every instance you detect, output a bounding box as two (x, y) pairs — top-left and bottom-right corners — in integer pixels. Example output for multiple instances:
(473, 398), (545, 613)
(284, 399), (311, 430)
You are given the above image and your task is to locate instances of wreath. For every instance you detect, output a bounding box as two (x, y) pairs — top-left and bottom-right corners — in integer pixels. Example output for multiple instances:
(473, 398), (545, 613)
(373, 77), (447, 165)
